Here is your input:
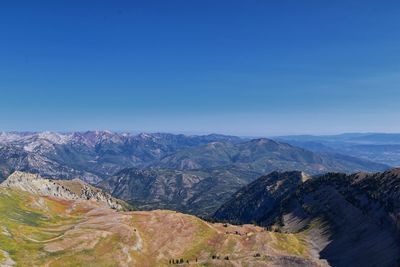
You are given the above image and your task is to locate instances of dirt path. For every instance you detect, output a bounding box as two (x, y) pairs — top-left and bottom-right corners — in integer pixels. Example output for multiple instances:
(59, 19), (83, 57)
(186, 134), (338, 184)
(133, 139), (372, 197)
(20, 233), (65, 243)
(132, 228), (143, 251)
(203, 221), (221, 234)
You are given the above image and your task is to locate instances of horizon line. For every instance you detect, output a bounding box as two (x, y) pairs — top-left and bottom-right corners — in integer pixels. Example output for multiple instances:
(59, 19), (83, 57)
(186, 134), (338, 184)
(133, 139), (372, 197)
(1, 130), (400, 138)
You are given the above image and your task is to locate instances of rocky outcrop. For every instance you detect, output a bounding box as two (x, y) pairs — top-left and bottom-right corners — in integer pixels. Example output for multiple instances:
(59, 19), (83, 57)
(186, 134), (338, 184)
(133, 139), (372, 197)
(0, 171), (124, 210)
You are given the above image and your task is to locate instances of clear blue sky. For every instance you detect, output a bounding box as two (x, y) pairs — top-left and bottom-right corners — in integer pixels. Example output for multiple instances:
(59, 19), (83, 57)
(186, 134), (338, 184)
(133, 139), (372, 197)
(1, 1), (400, 135)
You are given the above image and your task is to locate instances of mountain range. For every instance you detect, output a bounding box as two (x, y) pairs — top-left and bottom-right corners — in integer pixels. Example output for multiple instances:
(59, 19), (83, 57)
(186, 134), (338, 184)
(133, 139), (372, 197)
(0, 131), (388, 182)
(0, 131), (399, 266)
(0, 131), (389, 217)
(0, 131), (242, 183)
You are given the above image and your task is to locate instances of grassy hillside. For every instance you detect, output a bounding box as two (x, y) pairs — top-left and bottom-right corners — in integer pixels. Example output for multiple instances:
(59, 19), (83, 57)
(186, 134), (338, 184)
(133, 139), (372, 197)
(0, 186), (327, 266)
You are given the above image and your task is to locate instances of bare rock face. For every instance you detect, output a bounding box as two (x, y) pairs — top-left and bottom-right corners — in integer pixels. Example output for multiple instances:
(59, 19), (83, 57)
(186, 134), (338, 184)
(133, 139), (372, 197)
(1, 171), (124, 210)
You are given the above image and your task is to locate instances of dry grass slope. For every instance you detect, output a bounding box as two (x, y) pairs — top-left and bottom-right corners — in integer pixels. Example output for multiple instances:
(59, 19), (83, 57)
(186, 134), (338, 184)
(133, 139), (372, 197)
(0, 187), (328, 266)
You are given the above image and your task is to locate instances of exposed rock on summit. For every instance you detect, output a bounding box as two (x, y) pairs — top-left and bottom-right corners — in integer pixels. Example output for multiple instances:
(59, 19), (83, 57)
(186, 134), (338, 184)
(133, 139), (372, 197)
(1, 171), (124, 210)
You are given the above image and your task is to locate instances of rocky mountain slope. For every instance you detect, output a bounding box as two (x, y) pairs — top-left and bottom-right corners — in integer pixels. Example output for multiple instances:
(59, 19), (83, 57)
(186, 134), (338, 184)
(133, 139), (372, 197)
(213, 169), (400, 267)
(0, 171), (126, 210)
(0, 172), (328, 267)
(214, 171), (309, 224)
(99, 167), (260, 217)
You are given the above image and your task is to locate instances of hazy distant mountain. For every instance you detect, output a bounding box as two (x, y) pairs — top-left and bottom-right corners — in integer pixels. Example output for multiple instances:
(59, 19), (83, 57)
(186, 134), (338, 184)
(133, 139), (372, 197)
(213, 169), (400, 267)
(158, 138), (388, 174)
(276, 132), (400, 144)
(277, 133), (400, 166)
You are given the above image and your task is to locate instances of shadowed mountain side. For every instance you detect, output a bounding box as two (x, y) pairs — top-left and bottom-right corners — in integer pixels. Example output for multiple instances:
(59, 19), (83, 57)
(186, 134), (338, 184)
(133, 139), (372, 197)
(213, 171), (308, 224)
(213, 169), (400, 267)
(98, 167), (260, 217)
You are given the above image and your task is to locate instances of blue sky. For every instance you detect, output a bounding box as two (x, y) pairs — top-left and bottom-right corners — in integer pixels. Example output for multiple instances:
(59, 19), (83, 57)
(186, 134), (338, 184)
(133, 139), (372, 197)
(1, 1), (400, 135)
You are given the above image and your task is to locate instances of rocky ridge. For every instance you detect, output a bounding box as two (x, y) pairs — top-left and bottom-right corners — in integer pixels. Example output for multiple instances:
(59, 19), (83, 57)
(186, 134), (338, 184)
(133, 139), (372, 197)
(213, 168), (400, 267)
(0, 171), (124, 210)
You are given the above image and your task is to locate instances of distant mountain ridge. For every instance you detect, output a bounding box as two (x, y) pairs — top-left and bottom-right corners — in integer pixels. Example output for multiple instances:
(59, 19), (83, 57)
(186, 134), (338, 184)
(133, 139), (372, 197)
(277, 133), (400, 144)
(0, 131), (388, 185)
(277, 133), (400, 166)
(158, 137), (388, 174)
